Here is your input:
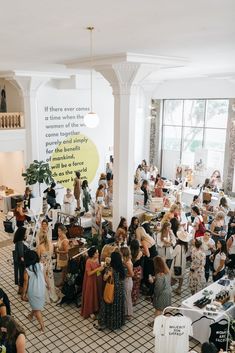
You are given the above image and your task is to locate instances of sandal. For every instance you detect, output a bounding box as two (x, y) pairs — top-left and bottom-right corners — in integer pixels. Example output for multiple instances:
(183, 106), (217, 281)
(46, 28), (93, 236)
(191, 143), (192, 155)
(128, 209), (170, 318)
(93, 323), (103, 331)
(148, 321), (154, 328)
(21, 296), (28, 302)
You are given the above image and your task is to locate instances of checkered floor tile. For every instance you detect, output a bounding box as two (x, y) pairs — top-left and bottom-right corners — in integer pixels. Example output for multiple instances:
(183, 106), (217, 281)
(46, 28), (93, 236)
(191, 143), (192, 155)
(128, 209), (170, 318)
(0, 212), (202, 352)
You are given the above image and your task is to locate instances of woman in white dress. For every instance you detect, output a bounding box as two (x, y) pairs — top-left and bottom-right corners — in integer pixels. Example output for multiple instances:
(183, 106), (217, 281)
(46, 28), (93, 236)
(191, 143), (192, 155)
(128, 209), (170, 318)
(63, 188), (75, 215)
(156, 221), (176, 269)
(171, 230), (190, 294)
(36, 232), (58, 303)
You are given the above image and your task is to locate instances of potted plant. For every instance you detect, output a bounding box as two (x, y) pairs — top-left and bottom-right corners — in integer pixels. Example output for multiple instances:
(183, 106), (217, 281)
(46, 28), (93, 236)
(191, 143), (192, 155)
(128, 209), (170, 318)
(22, 160), (54, 196)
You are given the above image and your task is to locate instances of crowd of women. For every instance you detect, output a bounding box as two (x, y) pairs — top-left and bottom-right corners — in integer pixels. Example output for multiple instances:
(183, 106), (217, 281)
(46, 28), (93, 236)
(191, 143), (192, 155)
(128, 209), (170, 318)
(1, 160), (235, 352)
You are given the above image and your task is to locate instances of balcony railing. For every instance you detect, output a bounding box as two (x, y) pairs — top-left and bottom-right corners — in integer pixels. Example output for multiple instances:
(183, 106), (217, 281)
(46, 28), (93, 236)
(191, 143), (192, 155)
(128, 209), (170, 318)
(0, 113), (24, 129)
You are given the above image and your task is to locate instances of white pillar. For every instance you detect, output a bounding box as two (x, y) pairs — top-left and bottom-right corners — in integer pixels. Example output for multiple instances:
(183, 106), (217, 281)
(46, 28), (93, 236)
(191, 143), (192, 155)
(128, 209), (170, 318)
(97, 63), (140, 228)
(12, 76), (49, 164)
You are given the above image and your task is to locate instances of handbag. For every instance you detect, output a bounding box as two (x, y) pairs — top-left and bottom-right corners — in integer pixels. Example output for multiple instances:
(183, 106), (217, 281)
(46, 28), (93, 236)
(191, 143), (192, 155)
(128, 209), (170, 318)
(57, 252), (68, 268)
(174, 246), (182, 276)
(195, 218), (206, 237)
(103, 274), (114, 304)
(3, 220), (14, 233)
(67, 224), (84, 238)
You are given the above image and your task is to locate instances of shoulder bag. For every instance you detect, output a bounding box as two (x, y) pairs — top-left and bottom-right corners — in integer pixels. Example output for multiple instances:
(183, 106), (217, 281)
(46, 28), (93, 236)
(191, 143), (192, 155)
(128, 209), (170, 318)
(195, 217), (206, 238)
(103, 273), (114, 304)
(174, 246), (182, 276)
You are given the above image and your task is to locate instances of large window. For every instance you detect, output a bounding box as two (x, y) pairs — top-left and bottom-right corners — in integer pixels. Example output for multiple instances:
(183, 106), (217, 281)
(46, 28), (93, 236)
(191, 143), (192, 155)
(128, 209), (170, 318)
(161, 99), (229, 180)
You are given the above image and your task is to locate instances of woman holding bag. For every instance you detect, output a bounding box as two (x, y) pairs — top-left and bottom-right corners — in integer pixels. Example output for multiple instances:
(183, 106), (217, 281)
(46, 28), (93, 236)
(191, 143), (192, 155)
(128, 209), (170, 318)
(81, 246), (104, 319)
(156, 222), (176, 269)
(96, 252), (126, 331)
(120, 247), (134, 320)
(56, 225), (69, 287)
(171, 230), (190, 294)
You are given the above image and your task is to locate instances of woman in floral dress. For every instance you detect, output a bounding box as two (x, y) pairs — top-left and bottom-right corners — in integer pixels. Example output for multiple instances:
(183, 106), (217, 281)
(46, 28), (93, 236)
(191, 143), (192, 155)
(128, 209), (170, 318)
(189, 239), (206, 295)
(36, 232), (58, 303)
(130, 239), (143, 305)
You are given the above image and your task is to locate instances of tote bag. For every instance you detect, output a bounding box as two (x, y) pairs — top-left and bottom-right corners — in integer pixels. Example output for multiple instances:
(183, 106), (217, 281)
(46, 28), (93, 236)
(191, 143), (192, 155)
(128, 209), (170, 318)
(103, 275), (114, 304)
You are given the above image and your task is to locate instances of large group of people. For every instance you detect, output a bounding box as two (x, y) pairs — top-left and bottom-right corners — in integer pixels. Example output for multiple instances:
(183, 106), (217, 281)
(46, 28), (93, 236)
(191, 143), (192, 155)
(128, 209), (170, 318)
(1, 160), (235, 353)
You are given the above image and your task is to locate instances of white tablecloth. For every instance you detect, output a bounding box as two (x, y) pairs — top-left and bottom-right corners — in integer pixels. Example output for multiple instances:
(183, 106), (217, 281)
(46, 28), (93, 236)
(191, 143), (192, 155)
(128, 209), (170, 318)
(182, 280), (235, 344)
(181, 189), (200, 207)
(181, 188), (221, 208)
(0, 191), (22, 213)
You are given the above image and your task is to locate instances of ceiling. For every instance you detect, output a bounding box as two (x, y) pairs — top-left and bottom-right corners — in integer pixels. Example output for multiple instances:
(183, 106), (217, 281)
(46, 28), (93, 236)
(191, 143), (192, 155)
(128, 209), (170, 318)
(0, 0), (235, 80)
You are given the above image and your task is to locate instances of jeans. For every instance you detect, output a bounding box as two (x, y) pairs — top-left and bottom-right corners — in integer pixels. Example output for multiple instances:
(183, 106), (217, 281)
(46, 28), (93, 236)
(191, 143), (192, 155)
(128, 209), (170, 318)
(205, 255), (213, 282)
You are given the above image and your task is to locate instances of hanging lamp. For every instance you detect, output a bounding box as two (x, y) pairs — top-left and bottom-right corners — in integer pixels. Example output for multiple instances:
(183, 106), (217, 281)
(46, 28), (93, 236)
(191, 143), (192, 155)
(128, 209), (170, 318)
(84, 26), (99, 128)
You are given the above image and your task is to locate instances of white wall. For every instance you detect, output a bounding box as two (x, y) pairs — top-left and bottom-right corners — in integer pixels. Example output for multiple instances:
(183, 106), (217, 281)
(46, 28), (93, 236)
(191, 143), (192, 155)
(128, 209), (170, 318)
(0, 129), (26, 153)
(37, 73), (114, 196)
(0, 79), (23, 112)
(0, 151), (25, 192)
(153, 77), (235, 99)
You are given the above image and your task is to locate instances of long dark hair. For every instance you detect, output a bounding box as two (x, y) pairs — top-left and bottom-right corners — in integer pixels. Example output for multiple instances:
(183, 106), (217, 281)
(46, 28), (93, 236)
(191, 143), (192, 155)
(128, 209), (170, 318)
(155, 174), (161, 186)
(215, 239), (227, 257)
(130, 239), (140, 262)
(13, 227), (26, 244)
(0, 315), (25, 343)
(110, 252), (125, 280)
(24, 250), (40, 276)
(219, 196), (228, 208)
(129, 217), (139, 232)
(117, 217), (127, 231)
(82, 180), (88, 189)
(192, 205), (200, 215)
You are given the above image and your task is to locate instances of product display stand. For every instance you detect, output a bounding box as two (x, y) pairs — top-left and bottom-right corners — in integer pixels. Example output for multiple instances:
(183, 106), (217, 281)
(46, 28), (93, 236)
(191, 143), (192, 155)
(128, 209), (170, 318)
(163, 306), (231, 352)
(29, 214), (40, 248)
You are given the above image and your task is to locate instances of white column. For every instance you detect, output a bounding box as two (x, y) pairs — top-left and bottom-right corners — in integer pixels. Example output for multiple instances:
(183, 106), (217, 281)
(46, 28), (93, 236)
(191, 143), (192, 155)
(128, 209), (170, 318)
(12, 76), (49, 164)
(97, 63), (140, 228)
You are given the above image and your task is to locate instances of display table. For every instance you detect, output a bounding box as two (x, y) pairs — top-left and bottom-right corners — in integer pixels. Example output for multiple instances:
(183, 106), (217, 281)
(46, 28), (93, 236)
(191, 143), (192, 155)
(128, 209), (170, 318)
(181, 188), (220, 208)
(182, 279), (235, 344)
(181, 188), (200, 207)
(0, 191), (22, 213)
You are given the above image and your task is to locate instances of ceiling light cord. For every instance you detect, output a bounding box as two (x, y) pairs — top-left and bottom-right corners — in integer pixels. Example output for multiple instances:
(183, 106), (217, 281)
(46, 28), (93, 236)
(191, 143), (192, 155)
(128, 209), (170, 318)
(84, 26), (99, 128)
(87, 26), (94, 113)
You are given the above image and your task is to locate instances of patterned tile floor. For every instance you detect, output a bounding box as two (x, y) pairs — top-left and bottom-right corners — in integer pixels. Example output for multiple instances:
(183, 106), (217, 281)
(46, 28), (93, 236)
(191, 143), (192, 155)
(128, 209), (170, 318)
(0, 212), (202, 353)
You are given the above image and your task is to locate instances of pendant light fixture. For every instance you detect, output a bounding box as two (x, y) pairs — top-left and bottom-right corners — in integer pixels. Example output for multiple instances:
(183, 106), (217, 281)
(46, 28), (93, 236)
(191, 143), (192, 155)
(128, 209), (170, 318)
(84, 26), (99, 128)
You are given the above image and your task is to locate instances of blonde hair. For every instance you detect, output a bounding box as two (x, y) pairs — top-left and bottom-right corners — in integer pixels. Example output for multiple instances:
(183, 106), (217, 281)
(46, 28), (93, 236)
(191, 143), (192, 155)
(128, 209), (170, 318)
(39, 232), (49, 251)
(169, 204), (179, 213)
(215, 211), (225, 220)
(161, 212), (173, 224)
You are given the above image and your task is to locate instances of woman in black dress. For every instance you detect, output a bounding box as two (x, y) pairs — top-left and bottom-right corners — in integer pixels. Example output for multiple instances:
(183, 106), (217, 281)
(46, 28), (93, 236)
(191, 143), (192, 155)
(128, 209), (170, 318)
(13, 227), (29, 298)
(97, 252), (126, 330)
